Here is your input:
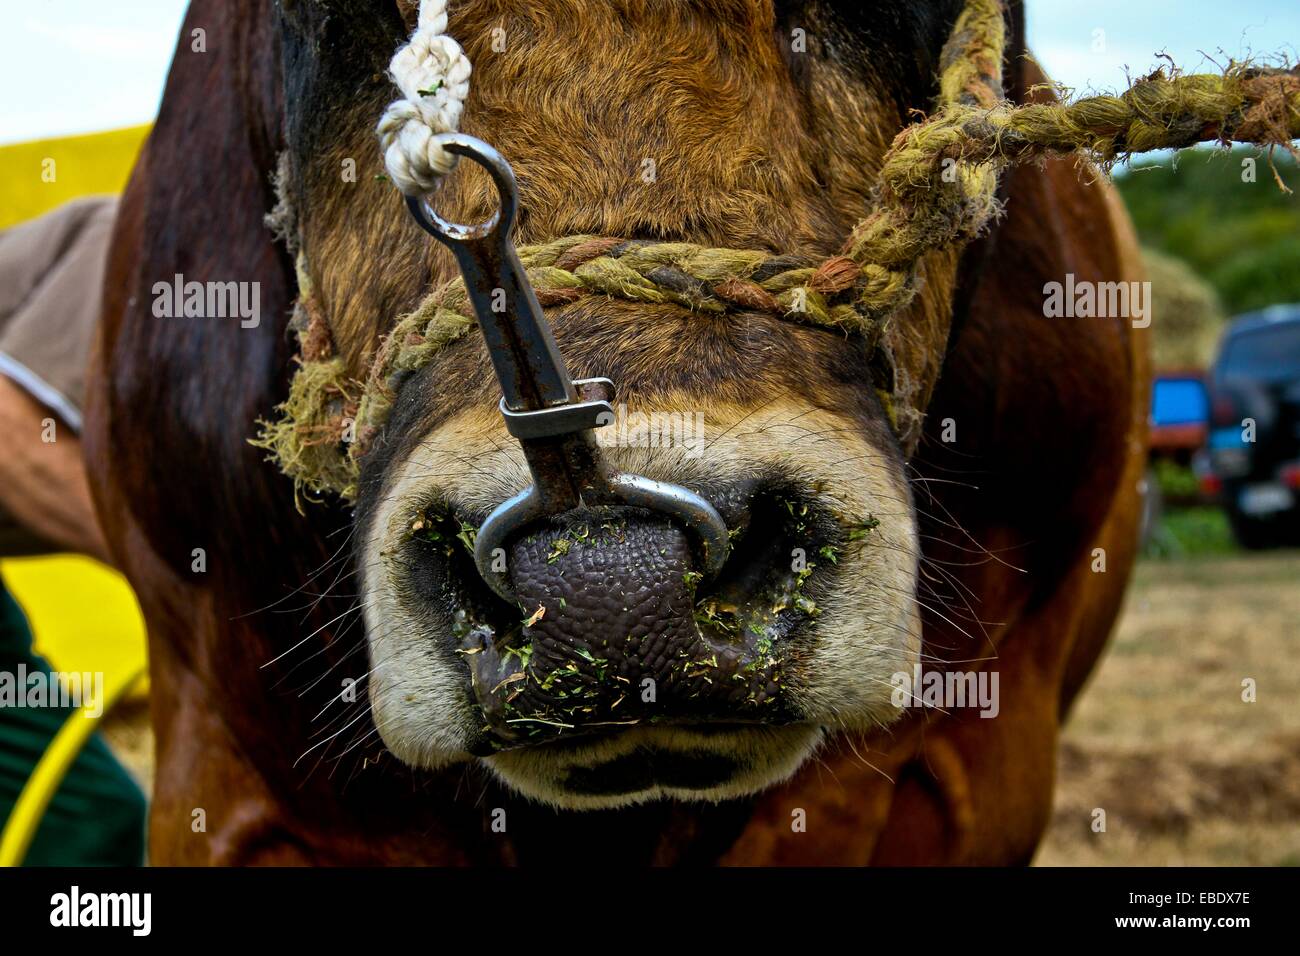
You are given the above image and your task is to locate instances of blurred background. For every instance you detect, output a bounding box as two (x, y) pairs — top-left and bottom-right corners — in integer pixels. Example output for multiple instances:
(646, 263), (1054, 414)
(0, 1), (1296, 865)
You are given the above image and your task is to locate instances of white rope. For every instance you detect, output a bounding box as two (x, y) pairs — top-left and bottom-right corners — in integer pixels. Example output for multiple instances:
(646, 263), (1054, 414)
(376, 0), (472, 196)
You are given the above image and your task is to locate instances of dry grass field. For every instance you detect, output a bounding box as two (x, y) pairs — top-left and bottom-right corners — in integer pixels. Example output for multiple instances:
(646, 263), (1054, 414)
(1037, 552), (1300, 866)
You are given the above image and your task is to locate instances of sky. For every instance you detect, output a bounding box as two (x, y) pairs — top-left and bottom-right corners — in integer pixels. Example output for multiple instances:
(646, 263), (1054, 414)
(1, 0), (1298, 145)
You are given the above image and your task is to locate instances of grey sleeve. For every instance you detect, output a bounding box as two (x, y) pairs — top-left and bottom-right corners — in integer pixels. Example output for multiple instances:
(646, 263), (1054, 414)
(0, 196), (119, 433)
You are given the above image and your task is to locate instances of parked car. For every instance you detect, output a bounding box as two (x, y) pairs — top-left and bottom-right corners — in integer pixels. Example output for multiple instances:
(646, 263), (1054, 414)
(1141, 370), (1210, 545)
(1204, 305), (1300, 549)
(1150, 370), (1209, 464)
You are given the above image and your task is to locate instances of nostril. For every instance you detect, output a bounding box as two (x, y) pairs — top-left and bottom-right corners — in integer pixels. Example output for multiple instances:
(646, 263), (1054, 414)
(507, 508), (696, 651)
(403, 502), (516, 618)
(406, 480), (839, 628)
(508, 511), (694, 602)
(690, 482), (837, 642)
(496, 508), (705, 728)
(470, 472), (732, 607)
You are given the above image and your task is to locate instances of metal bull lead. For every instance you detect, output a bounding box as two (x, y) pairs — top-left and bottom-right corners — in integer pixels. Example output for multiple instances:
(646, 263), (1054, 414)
(403, 133), (730, 605)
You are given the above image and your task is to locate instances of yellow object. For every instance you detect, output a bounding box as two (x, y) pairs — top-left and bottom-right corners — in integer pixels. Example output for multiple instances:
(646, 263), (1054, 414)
(0, 556), (149, 699)
(0, 667), (145, 867)
(0, 125), (149, 230)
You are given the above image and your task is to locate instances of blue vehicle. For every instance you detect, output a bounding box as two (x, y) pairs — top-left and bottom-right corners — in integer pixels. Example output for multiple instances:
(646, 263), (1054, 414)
(1205, 305), (1300, 548)
(1150, 372), (1209, 466)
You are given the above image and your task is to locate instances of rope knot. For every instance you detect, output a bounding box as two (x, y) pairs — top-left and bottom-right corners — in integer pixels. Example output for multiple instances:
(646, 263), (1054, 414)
(377, 0), (472, 195)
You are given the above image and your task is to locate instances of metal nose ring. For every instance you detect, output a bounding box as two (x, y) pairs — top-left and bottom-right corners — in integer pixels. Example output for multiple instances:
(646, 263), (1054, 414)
(403, 133), (730, 605)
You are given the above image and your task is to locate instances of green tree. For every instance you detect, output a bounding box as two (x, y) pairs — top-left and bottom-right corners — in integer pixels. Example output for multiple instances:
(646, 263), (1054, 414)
(1115, 147), (1300, 315)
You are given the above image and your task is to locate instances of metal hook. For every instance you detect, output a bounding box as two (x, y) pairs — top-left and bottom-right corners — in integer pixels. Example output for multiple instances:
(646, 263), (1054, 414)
(403, 133), (730, 604)
(404, 133), (516, 245)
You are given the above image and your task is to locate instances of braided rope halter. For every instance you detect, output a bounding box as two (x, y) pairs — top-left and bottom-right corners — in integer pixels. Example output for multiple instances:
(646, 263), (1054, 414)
(255, 0), (1300, 501)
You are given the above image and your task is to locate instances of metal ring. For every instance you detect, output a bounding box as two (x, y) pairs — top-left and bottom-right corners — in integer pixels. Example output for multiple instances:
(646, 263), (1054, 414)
(404, 133), (518, 245)
(607, 474), (730, 579)
(473, 486), (545, 604)
(472, 476), (730, 605)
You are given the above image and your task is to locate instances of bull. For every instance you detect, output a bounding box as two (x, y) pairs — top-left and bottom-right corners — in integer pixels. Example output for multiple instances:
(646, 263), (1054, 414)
(87, 0), (1149, 864)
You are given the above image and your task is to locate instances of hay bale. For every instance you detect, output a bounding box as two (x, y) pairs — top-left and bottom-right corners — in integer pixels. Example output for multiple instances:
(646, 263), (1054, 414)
(1144, 247), (1227, 369)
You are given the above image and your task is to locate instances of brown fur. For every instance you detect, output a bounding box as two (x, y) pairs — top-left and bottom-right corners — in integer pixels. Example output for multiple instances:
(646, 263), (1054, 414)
(292, 1), (957, 433)
(85, 0), (1145, 863)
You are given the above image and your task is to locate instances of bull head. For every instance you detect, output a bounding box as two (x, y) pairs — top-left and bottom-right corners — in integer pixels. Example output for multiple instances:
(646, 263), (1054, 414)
(273, 0), (977, 807)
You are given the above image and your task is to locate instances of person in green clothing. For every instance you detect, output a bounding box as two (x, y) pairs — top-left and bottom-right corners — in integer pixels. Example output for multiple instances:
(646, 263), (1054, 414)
(0, 197), (146, 865)
(0, 587), (145, 865)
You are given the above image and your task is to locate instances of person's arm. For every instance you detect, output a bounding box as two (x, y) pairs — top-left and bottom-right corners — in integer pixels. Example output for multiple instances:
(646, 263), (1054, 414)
(0, 375), (110, 563)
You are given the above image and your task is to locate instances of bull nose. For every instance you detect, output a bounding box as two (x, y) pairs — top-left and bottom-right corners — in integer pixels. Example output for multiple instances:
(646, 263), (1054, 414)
(404, 479), (838, 750)
(447, 478), (836, 748)
(507, 510), (714, 719)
